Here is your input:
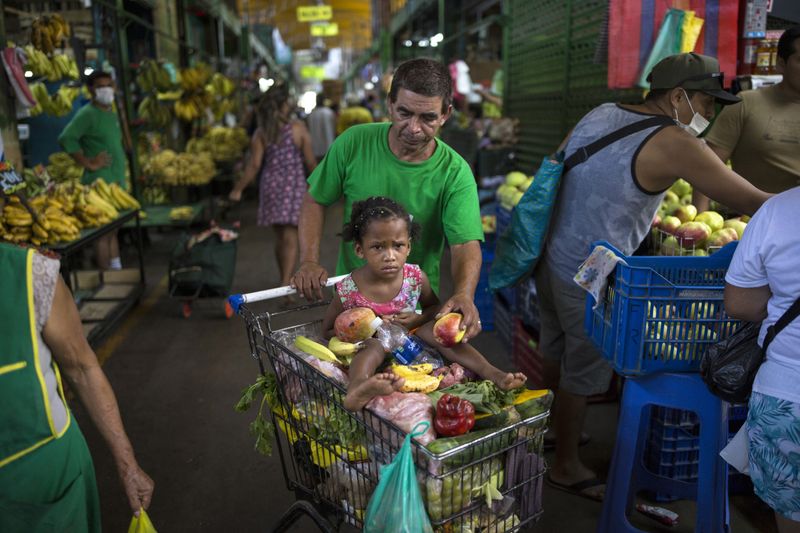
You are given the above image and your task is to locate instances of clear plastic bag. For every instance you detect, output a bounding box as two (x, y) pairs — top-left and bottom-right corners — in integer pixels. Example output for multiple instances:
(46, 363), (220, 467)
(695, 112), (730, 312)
(364, 422), (433, 533)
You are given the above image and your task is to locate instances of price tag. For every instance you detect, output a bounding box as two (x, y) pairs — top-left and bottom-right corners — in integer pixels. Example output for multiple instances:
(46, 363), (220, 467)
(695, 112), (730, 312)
(0, 162), (25, 194)
(297, 5), (332, 22)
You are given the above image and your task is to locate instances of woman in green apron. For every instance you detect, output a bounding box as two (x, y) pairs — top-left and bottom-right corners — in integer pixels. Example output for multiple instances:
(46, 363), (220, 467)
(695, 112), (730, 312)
(0, 192), (153, 531)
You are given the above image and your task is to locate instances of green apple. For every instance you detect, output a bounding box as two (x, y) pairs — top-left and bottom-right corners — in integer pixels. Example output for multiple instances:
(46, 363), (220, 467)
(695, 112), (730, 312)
(505, 171), (527, 188)
(723, 219), (747, 239)
(695, 211), (724, 232)
(669, 178), (692, 197)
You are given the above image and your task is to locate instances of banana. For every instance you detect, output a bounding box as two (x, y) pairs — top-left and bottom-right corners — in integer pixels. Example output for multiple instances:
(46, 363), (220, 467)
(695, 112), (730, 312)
(397, 373), (442, 394)
(390, 363), (434, 377)
(110, 183), (141, 209)
(86, 189), (119, 218)
(293, 335), (340, 363)
(328, 337), (362, 357)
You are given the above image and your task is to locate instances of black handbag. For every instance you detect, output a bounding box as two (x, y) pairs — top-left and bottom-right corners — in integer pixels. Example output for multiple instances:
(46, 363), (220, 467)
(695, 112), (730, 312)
(701, 296), (800, 403)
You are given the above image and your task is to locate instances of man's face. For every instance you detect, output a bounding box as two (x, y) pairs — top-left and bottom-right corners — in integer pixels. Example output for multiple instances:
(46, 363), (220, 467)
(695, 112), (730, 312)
(90, 76), (114, 97)
(776, 37), (800, 95)
(672, 89), (716, 123)
(387, 89), (451, 151)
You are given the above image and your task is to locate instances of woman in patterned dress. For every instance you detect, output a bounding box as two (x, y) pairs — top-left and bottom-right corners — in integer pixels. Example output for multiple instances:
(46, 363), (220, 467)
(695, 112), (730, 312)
(230, 83), (317, 286)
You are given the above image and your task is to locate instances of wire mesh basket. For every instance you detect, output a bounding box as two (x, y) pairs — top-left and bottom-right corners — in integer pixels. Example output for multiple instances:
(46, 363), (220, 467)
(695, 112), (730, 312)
(237, 304), (549, 532)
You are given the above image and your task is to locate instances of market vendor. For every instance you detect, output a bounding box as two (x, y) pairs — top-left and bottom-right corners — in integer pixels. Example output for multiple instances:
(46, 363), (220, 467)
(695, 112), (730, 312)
(291, 58), (485, 341)
(694, 25), (800, 211)
(539, 53), (771, 502)
(0, 193), (153, 532)
(58, 70), (128, 270)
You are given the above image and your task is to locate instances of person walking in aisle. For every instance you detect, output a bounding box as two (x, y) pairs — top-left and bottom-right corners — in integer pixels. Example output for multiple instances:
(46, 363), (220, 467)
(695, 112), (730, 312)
(229, 83), (317, 288)
(307, 93), (336, 162)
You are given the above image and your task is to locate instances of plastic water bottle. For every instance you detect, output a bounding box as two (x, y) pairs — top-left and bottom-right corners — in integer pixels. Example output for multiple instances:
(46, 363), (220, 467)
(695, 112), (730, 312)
(369, 317), (443, 367)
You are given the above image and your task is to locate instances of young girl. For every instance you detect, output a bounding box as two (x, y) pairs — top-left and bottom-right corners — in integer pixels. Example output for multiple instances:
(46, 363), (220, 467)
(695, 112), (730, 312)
(321, 197), (527, 411)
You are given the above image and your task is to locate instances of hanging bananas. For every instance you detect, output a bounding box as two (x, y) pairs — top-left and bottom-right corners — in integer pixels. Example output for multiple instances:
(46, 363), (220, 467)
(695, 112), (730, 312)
(138, 95), (173, 128)
(30, 15), (71, 55)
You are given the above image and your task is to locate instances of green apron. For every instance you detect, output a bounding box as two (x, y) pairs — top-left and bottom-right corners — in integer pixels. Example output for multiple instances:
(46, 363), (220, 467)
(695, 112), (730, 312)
(0, 243), (101, 532)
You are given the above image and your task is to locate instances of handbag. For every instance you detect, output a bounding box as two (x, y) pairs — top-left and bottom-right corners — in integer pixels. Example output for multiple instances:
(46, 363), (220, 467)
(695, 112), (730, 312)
(701, 296), (800, 403)
(489, 115), (672, 290)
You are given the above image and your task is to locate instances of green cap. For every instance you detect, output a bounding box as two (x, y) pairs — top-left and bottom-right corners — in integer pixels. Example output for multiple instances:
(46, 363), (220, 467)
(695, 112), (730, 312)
(647, 53), (740, 104)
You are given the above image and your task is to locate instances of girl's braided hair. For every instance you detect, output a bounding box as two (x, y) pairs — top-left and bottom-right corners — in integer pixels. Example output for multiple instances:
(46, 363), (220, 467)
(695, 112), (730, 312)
(342, 196), (421, 243)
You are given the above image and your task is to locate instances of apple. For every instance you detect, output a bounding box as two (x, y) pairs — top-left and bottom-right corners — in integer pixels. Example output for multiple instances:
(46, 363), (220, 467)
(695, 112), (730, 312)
(675, 221), (712, 247)
(706, 227), (739, 248)
(663, 190), (679, 204)
(652, 214), (662, 228)
(662, 201), (681, 217)
(660, 215), (681, 234)
(660, 235), (683, 256)
(740, 215), (751, 223)
(690, 248), (708, 256)
(694, 211), (724, 232)
(521, 177), (534, 191)
(723, 219), (747, 239)
(680, 194), (693, 206)
(669, 178), (692, 198)
(505, 171), (527, 188)
(433, 313), (466, 347)
(511, 190), (524, 206)
(673, 204), (698, 223)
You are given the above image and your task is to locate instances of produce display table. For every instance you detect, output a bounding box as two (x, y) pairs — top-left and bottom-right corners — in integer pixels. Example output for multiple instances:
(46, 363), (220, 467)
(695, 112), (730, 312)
(127, 201), (207, 228)
(49, 209), (146, 346)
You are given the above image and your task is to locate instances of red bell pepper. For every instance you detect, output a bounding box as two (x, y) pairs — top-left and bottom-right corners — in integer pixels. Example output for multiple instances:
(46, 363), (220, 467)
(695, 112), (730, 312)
(434, 393), (476, 437)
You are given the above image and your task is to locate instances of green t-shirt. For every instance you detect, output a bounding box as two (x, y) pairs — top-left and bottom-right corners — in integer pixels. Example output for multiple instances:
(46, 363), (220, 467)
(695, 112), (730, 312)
(308, 122), (483, 293)
(58, 103), (126, 185)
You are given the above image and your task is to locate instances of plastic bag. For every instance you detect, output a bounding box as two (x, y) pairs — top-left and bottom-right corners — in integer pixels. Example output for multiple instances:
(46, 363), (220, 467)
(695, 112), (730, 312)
(128, 510), (157, 533)
(364, 422), (433, 533)
(700, 322), (763, 403)
(637, 9), (686, 88)
(489, 153), (564, 291)
(366, 392), (436, 446)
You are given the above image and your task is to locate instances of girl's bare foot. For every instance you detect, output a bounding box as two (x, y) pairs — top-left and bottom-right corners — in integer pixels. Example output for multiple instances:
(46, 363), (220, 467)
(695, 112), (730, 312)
(344, 373), (405, 411)
(489, 369), (527, 390)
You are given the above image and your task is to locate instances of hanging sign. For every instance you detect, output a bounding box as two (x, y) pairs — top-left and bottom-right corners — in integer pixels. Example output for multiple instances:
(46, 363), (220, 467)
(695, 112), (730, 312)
(297, 5), (332, 22)
(311, 22), (339, 37)
(300, 65), (326, 79)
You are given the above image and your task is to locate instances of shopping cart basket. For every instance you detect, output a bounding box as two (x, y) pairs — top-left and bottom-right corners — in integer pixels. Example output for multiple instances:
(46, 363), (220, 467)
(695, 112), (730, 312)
(169, 224), (238, 318)
(229, 284), (550, 532)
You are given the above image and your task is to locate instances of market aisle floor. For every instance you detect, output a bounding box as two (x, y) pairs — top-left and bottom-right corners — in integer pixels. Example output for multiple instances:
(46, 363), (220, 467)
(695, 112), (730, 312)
(73, 198), (776, 532)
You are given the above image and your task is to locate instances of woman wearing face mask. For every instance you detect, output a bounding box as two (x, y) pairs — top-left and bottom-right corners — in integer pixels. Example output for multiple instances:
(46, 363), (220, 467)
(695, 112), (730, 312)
(58, 70), (129, 270)
(534, 53), (773, 502)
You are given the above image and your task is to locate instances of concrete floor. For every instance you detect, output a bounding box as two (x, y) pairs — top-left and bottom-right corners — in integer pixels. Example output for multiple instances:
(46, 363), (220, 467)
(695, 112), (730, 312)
(72, 197), (777, 532)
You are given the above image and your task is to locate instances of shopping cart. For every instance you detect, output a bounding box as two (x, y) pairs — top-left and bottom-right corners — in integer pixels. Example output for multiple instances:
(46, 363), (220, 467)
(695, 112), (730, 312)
(228, 284), (550, 532)
(169, 223), (239, 318)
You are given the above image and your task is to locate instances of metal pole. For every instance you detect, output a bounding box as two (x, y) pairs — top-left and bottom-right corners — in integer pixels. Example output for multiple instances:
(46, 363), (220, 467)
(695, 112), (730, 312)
(114, 0), (142, 201)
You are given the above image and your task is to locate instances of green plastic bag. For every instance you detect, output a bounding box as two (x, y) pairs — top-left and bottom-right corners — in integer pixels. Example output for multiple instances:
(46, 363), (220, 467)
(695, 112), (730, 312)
(364, 422), (433, 533)
(127, 509), (157, 533)
(637, 8), (686, 88)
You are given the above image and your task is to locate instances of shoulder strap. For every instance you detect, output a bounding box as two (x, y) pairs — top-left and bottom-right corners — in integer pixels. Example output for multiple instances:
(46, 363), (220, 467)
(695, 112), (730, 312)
(763, 296), (800, 352)
(563, 115), (673, 171)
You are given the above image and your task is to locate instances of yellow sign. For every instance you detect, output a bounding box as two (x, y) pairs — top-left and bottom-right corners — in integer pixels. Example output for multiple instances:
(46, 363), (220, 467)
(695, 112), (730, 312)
(300, 65), (326, 79)
(311, 22), (339, 37)
(297, 5), (332, 22)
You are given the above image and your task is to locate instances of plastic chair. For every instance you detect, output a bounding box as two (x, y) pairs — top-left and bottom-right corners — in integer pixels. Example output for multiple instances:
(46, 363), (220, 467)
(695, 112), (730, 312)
(598, 373), (730, 533)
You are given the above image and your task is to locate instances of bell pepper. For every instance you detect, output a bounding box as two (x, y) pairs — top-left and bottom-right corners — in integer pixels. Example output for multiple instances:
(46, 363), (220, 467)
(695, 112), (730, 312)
(434, 393), (476, 437)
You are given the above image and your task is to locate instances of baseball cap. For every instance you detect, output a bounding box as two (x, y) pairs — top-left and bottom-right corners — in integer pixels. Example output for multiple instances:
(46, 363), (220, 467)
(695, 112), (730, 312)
(647, 53), (740, 104)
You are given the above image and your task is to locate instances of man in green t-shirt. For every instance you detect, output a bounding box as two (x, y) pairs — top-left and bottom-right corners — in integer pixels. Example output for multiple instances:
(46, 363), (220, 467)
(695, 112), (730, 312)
(292, 58), (485, 340)
(58, 70), (128, 270)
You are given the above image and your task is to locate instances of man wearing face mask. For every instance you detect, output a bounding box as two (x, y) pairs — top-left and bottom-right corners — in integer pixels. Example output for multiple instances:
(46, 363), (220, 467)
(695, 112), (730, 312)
(59, 70), (128, 270)
(539, 52), (772, 502)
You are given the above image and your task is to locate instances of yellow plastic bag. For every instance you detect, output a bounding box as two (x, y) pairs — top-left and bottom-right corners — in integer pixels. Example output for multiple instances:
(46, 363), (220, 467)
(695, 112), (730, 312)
(128, 510), (157, 533)
(681, 10), (705, 52)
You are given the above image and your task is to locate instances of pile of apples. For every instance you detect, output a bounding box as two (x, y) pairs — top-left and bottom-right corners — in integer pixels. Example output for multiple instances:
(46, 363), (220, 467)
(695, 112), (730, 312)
(652, 179), (748, 256)
(496, 171), (533, 210)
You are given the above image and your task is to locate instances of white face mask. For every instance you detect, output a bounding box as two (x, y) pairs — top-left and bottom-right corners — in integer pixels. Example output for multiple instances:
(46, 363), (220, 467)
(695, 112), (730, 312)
(94, 87), (115, 106)
(673, 89), (710, 137)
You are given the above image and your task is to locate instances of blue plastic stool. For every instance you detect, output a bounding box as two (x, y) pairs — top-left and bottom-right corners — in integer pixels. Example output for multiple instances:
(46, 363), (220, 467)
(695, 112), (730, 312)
(598, 373), (730, 533)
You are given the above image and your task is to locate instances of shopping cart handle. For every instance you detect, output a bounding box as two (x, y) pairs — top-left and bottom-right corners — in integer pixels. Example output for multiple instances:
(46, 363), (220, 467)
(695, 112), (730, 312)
(228, 275), (347, 313)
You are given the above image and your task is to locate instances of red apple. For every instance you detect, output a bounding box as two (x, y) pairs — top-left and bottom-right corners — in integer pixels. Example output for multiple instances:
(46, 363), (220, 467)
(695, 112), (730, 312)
(675, 221), (712, 247)
(706, 227), (739, 248)
(673, 204), (698, 223)
(433, 313), (466, 347)
(660, 216), (681, 234)
(652, 214), (662, 228)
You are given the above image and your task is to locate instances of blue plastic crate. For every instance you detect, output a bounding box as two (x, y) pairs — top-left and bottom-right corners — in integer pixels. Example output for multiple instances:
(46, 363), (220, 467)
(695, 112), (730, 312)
(476, 239), (496, 331)
(584, 240), (742, 375)
(728, 403), (748, 423)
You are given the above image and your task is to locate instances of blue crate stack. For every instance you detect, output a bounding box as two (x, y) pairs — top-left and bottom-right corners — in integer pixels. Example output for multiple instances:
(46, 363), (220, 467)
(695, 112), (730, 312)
(476, 237), (496, 331)
(644, 404), (751, 501)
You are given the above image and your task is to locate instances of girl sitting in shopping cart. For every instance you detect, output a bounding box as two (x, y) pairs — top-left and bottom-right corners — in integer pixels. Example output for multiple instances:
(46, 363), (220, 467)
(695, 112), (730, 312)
(320, 196), (527, 411)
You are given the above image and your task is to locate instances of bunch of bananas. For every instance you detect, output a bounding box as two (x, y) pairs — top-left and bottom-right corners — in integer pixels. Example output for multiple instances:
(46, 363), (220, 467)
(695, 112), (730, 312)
(210, 98), (237, 122)
(29, 83), (80, 117)
(173, 92), (211, 122)
(30, 15), (71, 55)
(169, 206), (194, 221)
(390, 364), (443, 393)
(137, 95), (172, 128)
(23, 46), (78, 81)
(178, 63), (212, 92)
(92, 178), (140, 212)
(50, 54), (80, 80)
(186, 127), (249, 163)
(143, 149), (216, 186)
(47, 152), (84, 182)
(135, 59), (174, 93)
(206, 73), (235, 97)
(141, 186), (169, 205)
(2, 194), (81, 245)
